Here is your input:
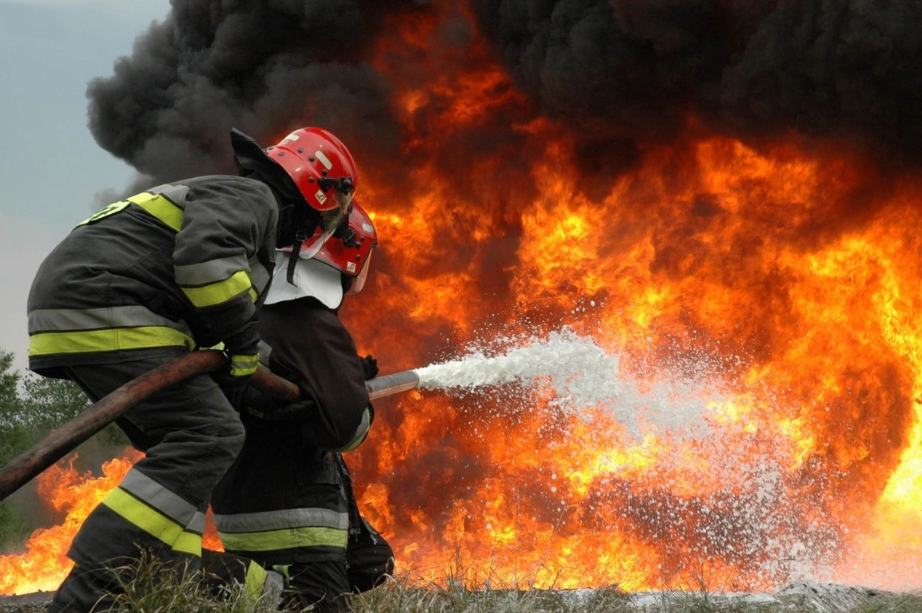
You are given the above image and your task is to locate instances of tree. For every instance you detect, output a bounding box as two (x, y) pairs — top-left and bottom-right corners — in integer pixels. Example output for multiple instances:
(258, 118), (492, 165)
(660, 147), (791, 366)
(19, 371), (90, 431)
(0, 350), (29, 467)
(0, 350), (29, 549)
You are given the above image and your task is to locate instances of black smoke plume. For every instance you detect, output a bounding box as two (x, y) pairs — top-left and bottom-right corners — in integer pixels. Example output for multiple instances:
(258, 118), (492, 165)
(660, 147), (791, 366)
(473, 0), (922, 170)
(87, 0), (413, 190)
(88, 0), (922, 192)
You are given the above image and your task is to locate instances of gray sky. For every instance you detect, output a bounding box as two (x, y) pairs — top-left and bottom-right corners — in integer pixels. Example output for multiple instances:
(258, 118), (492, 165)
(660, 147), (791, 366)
(0, 0), (170, 372)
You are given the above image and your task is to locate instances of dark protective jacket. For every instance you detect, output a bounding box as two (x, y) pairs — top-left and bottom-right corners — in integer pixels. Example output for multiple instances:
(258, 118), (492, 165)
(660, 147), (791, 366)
(210, 296), (373, 565)
(27, 175), (278, 376)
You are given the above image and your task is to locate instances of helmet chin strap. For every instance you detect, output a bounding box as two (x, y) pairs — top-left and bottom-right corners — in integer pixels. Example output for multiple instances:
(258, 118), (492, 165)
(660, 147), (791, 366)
(286, 238), (302, 286)
(286, 217), (319, 285)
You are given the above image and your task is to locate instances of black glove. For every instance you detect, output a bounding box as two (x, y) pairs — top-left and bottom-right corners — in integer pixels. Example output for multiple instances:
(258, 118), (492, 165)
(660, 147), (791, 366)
(360, 355), (378, 380)
(214, 317), (261, 409)
(222, 382), (253, 413)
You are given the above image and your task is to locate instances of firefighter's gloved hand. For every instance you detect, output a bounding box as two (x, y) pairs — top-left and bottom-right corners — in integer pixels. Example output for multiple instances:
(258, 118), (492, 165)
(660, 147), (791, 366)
(215, 318), (260, 411)
(216, 316), (261, 389)
(222, 384), (253, 412)
(360, 355), (378, 380)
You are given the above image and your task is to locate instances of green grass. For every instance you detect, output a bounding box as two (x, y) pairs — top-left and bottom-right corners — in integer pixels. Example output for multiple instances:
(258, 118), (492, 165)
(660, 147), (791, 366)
(107, 553), (280, 613)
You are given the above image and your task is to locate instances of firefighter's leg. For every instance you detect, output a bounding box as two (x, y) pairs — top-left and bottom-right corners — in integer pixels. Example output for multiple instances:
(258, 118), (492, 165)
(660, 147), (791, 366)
(282, 560), (353, 613)
(201, 549), (285, 608)
(337, 455), (394, 593)
(46, 564), (119, 613)
(346, 516), (395, 593)
(48, 356), (245, 613)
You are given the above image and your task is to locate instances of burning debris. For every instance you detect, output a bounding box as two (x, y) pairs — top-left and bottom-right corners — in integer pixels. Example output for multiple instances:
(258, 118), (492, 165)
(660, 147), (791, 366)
(5, 0), (922, 598)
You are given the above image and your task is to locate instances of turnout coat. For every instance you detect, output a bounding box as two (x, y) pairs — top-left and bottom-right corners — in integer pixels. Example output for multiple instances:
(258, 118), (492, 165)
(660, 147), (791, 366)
(27, 175), (278, 375)
(211, 296), (373, 564)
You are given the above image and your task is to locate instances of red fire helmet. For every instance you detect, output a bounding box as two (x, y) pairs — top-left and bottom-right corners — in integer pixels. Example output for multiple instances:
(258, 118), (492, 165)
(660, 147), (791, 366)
(267, 127), (358, 258)
(313, 199), (377, 295)
(267, 127), (357, 211)
(280, 199), (377, 295)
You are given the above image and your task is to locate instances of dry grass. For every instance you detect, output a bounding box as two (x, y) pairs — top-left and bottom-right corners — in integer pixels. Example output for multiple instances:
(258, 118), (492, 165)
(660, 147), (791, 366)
(1, 558), (918, 613)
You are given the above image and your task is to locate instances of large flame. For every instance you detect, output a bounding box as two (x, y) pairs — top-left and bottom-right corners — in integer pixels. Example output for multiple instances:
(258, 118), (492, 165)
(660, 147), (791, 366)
(3, 0), (922, 596)
(0, 452), (142, 594)
(344, 3), (922, 592)
(0, 450), (225, 595)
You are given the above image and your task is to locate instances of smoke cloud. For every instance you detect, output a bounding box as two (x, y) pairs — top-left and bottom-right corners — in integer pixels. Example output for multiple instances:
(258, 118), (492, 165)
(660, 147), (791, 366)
(87, 0), (922, 192)
(473, 0), (922, 167)
(87, 0), (412, 188)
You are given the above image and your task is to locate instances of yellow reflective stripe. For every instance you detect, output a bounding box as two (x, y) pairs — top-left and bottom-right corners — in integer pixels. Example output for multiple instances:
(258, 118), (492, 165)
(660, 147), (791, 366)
(75, 201), (131, 227)
(103, 488), (185, 548)
(74, 193), (184, 231)
(218, 526), (347, 552)
(172, 530), (203, 556)
(230, 353), (259, 377)
(127, 192), (184, 232)
(182, 270), (253, 308)
(244, 562), (269, 602)
(175, 256), (249, 287)
(29, 326), (196, 357)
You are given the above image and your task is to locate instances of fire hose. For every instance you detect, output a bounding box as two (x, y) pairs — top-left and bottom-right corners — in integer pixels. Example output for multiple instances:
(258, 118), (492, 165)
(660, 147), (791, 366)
(0, 351), (421, 503)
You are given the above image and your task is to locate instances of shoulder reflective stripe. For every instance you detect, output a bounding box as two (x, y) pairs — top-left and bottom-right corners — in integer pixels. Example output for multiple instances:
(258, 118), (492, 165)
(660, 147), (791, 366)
(218, 526), (348, 553)
(244, 561), (269, 602)
(149, 183), (189, 207)
(102, 487), (185, 547)
(73, 187), (187, 230)
(28, 306), (194, 336)
(175, 255), (251, 287)
(213, 507), (349, 533)
(172, 530), (203, 557)
(28, 327), (195, 357)
(127, 192), (184, 232)
(120, 470), (200, 526)
(181, 270), (253, 308)
(75, 201), (132, 227)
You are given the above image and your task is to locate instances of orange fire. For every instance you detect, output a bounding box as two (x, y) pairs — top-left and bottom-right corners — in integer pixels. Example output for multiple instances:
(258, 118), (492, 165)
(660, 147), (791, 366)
(0, 451), (141, 594)
(0, 450), (226, 595)
(3, 0), (922, 597)
(345, 2), (922, 592)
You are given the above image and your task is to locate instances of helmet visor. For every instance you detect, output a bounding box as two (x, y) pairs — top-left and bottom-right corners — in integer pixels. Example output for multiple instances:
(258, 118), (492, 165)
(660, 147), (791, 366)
(347, 249), (373, 295)
(299, 193), (353, 260)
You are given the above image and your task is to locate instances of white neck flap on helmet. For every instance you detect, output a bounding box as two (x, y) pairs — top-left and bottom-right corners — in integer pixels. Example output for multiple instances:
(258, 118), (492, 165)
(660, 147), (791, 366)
(264, 251), (344, 309)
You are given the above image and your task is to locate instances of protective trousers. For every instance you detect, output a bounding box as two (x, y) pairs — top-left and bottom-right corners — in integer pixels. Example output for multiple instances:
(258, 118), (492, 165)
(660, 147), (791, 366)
(200, 549), (285, 607)
(202, 517), (393, 613)
(47, 356), (245, 613)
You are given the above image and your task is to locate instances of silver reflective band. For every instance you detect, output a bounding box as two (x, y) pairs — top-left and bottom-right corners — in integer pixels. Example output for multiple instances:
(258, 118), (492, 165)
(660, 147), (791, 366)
(28, 306), (193, 336)
(213, 507), (349, 533)
(120, 469), (202, 528)
(175, 255), (250, 286)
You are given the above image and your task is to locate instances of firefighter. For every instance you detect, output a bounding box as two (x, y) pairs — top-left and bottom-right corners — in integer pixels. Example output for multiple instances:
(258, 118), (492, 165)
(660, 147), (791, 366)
(206, 200), (394, 613)
(27, 126), (359, 613)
